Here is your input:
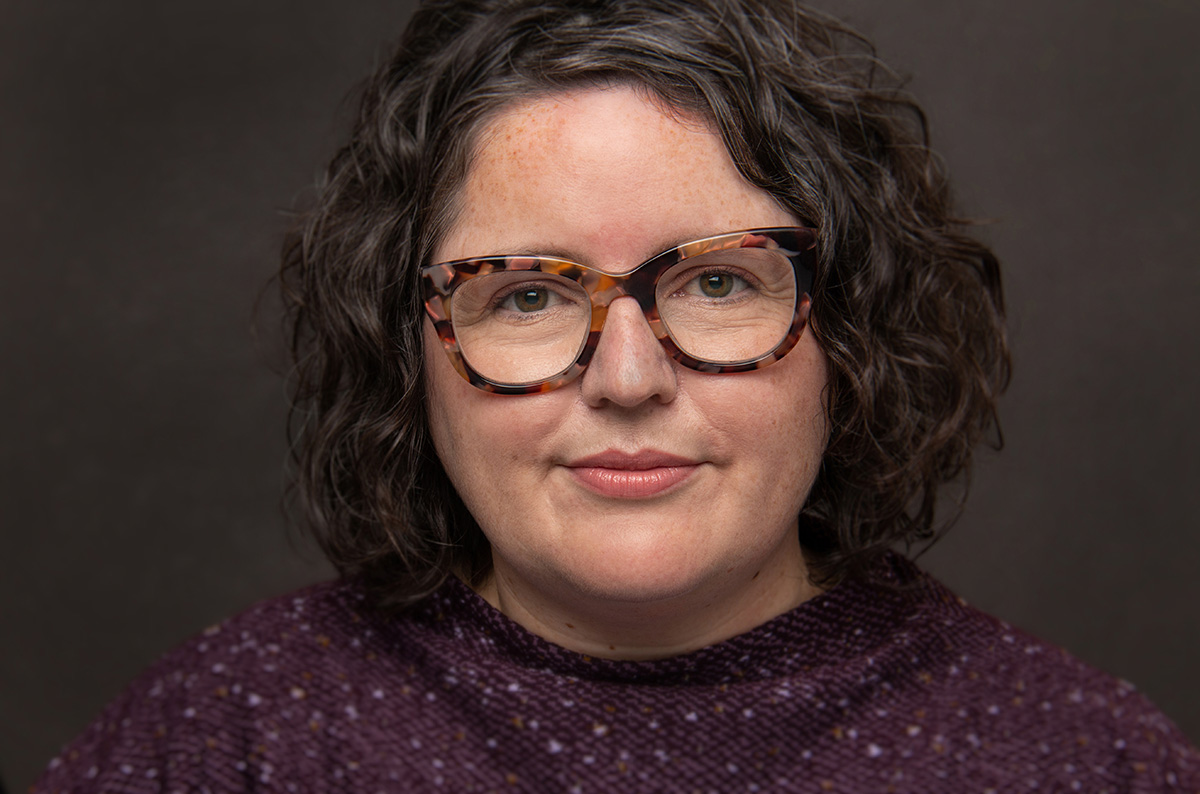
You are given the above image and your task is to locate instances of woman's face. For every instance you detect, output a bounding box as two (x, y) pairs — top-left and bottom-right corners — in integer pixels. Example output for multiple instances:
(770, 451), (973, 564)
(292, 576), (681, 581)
(425, 86), (829, 634)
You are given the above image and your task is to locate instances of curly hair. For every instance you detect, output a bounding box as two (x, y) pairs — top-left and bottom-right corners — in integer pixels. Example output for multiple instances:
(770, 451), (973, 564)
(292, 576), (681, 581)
(280, 0), (1011, 609)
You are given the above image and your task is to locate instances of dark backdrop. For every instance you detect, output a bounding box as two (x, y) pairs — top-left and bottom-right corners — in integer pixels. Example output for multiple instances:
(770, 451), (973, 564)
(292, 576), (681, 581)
(2, 1), (1197, 789)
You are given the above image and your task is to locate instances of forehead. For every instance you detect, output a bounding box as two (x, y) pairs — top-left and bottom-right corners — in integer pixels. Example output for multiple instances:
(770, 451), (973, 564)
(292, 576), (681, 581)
(479, 86), (712, 163)
(435, 86), (793, 267)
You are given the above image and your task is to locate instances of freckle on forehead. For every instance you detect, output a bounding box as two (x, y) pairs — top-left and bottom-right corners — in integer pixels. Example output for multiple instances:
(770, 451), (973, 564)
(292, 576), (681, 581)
(483, 94), (710, 186)
(441, 86), (795, 263)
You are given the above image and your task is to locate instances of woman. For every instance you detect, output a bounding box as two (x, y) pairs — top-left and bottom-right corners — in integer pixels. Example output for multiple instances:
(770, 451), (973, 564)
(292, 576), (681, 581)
(35, 0), (1198, 790)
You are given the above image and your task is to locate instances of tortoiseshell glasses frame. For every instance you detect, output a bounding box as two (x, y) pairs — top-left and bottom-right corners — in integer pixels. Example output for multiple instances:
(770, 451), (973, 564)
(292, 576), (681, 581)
(420, 227), (818, 395)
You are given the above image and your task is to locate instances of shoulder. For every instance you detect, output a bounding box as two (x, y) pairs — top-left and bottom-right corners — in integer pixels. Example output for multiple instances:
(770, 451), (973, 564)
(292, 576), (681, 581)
(129, 577), (387, 710)
(891, 566), (1199, 788)
(33, 579), (418, 792)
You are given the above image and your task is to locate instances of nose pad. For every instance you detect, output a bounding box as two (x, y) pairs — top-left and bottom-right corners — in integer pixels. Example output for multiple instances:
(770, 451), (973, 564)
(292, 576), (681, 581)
(580, 296), (678, 408)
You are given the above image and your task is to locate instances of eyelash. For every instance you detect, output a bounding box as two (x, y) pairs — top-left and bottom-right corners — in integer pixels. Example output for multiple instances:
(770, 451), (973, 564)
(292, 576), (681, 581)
(489, 280), (574, 312)
(666, 265), (760, 297)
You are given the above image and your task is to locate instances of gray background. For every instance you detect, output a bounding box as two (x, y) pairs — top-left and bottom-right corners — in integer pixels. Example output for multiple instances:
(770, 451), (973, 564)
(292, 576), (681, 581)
(2, 1), (1197, 789)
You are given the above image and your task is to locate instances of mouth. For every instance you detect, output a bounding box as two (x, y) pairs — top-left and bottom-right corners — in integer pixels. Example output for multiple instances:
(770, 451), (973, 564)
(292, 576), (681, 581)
(563, 449), (702, 499)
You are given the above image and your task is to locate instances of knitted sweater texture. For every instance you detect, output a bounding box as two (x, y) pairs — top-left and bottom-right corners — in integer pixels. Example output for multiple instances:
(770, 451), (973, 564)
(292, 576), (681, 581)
(35, 557), (1198, 792)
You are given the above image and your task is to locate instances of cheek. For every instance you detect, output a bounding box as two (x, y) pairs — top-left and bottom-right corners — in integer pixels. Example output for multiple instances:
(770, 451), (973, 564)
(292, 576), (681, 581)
(423, 327), (459, 461)
(424, 325), (491, 488)
(783, 343), (831, 478)
(709, 337), (828, 490)
(423, 324), (565, 497)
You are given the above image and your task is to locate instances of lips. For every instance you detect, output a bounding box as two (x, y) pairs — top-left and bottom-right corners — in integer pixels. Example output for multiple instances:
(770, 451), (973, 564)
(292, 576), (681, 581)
(564, 450), (702, 498)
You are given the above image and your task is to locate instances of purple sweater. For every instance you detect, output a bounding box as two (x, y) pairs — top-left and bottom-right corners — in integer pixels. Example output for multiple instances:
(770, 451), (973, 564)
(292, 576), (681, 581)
(35, 556), (1198, 792)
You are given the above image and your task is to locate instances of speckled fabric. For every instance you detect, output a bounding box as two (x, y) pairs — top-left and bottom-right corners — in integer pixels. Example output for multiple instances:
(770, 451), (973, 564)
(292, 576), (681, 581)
(35, 556), (1198, 793)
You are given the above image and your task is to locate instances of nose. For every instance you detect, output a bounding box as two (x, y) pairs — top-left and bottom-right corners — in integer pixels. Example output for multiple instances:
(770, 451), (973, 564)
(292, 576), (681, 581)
(580, 296), (678, 408)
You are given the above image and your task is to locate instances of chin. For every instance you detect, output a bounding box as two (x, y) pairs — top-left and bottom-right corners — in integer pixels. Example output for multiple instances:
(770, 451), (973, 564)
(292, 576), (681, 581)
(552, 536), (721, 605)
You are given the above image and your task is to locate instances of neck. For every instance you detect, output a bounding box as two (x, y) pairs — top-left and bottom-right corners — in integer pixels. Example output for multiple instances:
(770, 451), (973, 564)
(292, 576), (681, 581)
(473, 548), (820, 661)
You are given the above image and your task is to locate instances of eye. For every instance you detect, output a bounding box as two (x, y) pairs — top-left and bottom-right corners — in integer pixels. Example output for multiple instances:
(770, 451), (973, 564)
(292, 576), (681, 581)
(506, 287), (551, 312)
(495, 282), (574, 314)
(685, 269), (750, 299)
(699, 272), (734, 298)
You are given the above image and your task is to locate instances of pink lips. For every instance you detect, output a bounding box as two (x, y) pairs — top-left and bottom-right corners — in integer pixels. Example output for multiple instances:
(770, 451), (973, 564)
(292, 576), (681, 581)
(564, 450), (701, 498)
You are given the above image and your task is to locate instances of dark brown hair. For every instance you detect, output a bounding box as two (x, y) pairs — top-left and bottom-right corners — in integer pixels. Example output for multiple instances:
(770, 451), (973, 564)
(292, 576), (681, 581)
(280, 0), (1011, 609)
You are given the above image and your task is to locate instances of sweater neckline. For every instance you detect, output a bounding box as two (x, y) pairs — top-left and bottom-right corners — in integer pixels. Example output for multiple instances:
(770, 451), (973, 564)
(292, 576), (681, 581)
(408, 554), (937, 687)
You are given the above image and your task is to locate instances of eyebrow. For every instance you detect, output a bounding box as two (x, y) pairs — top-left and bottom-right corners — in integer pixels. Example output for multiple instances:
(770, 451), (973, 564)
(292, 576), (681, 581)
(480, 230), (720, 270)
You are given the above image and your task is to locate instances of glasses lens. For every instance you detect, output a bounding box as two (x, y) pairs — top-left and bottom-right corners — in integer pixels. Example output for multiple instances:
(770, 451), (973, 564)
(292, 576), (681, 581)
(450, 270), (591, 384)
(655, 246), (796, 364)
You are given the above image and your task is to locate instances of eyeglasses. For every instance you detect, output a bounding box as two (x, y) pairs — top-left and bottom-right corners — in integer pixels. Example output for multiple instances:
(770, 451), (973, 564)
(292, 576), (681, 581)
(421, 227), (817, 394)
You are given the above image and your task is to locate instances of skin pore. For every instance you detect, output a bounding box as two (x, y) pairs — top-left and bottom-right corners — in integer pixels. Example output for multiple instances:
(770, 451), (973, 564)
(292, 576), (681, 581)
(425, 85), (829, 660)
